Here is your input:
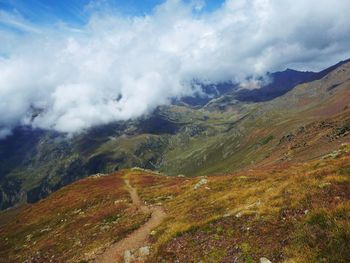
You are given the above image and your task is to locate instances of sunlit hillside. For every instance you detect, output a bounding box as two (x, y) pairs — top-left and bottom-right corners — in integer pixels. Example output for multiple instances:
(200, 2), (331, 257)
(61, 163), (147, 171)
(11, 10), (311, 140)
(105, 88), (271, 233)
(1, 143), (349, 262)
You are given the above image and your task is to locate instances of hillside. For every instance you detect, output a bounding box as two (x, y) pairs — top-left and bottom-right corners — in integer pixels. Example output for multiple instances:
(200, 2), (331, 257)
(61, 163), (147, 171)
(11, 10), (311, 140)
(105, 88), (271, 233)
(0, 60), (350, 210)
(0, 143), (349, 262)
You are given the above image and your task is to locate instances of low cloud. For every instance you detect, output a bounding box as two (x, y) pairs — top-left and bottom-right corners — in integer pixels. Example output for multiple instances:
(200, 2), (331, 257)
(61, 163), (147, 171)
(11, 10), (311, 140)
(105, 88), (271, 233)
(1, 0), (350, 137)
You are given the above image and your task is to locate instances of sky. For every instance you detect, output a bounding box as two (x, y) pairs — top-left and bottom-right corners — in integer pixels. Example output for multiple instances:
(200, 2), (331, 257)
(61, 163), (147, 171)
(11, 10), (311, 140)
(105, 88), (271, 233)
(0, 0), (350, 138)
(0, 0), (224, 27)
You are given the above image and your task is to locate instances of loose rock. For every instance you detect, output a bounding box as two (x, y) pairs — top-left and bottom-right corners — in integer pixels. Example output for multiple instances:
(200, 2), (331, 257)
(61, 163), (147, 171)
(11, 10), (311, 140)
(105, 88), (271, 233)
(260, 257), (272, 263)
(194, 177), (208, 190)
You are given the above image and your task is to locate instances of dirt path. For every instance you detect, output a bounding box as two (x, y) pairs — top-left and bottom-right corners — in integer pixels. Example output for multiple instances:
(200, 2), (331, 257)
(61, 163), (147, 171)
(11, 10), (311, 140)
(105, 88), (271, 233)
(94, 179), (166, 263)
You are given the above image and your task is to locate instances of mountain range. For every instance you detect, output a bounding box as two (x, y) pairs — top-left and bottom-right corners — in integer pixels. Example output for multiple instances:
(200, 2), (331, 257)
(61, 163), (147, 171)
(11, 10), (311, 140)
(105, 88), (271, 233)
(0, 58), (349, 262)
(1, 59), (350, 211)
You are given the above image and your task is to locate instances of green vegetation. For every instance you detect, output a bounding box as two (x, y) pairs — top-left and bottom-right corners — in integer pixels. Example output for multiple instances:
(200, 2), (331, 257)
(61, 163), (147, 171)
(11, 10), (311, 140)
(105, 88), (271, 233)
(339, 166), (350, 175)
(104, 213), (122, 223)
(293, 208), (350, 263)
(261, 134), (274, 145)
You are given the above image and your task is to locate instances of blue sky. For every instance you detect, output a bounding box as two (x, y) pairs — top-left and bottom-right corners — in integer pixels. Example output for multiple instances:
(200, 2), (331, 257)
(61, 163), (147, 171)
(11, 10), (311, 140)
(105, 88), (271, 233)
(0, 0), (225, 27)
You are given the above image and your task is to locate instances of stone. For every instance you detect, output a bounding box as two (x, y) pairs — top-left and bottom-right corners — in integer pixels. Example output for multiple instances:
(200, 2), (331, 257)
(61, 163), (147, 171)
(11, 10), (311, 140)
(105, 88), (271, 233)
(124, 250), (135, 263)
(235, 212), (243, 218)
(194, 177), (208, 189)
(223, 212), (232, 218)
(40, 227), (52, 233)
(124, 246), (150, 263)
(114, 199), (127, 204)
(260, 257), (272, 263)
(138, 246), (150, 257)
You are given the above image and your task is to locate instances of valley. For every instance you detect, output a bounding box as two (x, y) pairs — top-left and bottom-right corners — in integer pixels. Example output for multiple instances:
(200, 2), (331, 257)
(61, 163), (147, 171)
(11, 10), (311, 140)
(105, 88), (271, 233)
(1, 60), (350, 210)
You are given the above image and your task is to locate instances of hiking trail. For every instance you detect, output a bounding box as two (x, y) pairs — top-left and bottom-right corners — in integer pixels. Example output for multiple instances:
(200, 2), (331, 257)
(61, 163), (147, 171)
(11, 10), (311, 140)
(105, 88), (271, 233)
(94, 179), (166, 263)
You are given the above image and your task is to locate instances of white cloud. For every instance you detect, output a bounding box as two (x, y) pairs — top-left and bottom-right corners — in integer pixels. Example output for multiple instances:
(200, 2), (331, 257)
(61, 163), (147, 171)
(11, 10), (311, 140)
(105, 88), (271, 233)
(1, 0), (350, 137)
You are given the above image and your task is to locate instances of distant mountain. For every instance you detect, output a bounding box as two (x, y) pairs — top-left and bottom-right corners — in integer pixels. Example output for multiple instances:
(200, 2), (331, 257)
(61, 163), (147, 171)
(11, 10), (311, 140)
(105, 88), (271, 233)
(177, 82), (235, 107)
(181, 58), (350, 106)
(234, 69), (316, 102)
(235, 58), (350, 102)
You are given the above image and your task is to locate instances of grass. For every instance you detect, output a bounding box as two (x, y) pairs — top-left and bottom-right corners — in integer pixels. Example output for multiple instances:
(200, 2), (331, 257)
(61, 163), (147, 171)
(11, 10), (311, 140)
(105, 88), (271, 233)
(339, 166), (350, 175)
(103, 213), (122, 223)
(261, 134), (274, 144)
(0, 144), (349, 262)
(0, 172), (150, 263)
(291, 207), (350, 263)
(128, 144), (350, 262)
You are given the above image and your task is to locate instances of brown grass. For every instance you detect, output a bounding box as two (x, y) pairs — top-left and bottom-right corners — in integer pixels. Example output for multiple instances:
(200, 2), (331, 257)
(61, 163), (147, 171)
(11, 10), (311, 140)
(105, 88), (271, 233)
(0, 145), (349, 262)
(128, 145), (350, 262)
(0, 172), (149, 263)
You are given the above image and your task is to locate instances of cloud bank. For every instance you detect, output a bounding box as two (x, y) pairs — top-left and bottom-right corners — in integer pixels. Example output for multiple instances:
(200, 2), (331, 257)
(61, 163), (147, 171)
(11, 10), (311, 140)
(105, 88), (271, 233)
(1, 0), (350, 136)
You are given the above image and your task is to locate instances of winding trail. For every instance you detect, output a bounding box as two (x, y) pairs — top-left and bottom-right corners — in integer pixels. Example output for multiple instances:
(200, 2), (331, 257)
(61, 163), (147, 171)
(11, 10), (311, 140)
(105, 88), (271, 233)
(94, 179), (166, 263)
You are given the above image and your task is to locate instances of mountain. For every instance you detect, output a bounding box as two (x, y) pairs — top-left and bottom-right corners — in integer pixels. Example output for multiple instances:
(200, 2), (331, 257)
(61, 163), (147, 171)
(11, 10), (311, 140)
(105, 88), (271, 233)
(178, 58), (350, 106)
(234, 58), (350, 102)
(177, 82), (235, 106)
(0, 59), (350, 211)
(234, 69), (316, 102)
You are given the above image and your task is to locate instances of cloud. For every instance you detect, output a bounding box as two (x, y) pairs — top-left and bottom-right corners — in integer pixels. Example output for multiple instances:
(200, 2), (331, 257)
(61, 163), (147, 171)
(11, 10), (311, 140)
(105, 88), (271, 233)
(1, 0), (350, 137)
